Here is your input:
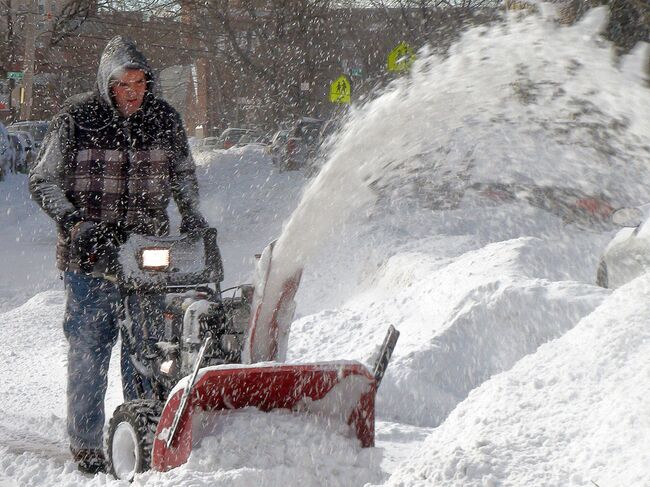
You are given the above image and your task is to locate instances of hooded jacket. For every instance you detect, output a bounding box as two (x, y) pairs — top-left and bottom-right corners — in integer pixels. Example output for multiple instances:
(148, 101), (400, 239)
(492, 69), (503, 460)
(30, 36), (206, 272)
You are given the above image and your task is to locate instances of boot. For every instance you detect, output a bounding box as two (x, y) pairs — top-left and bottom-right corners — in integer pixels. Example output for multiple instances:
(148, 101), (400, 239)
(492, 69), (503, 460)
(71, 447), (106, 474)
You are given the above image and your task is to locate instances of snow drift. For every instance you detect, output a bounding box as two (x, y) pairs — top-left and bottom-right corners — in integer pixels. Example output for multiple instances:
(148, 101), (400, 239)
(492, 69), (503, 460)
(384, 273), (650, 486)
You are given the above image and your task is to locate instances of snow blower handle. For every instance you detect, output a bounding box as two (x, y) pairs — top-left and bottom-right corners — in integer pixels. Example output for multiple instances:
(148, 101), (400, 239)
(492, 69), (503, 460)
(166, 335), (212, 449)
(373, 325), (400, 388)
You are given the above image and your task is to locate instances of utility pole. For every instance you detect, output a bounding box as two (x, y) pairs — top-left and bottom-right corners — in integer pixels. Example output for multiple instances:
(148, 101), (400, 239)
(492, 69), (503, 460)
(195, 57), (209, 136)
(3, 0), (16, 121)
(20, 0), (37, 120)
(6, 0), (13, 120)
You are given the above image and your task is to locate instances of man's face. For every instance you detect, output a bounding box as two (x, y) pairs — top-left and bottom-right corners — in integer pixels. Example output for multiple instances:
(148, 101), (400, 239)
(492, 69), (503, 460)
(111, 69), (147, 117)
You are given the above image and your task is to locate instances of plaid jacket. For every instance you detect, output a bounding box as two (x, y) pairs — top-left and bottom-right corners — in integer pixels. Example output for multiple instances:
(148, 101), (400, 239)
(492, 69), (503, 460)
(30, 38), (205, 272)
(30, 94), (205, 272)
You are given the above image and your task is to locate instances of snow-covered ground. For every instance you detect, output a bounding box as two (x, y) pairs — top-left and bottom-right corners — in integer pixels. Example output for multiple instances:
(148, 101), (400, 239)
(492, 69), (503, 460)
(1, 6), (650, 486)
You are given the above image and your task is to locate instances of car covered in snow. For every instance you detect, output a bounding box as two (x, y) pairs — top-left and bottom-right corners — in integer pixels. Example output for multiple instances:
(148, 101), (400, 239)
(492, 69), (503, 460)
(217, 128), (257, 150)
(468, 182), (614, 227)
(11, 130), (36, 170)
(234, 131), (266, 148)
(7, 133), (26, 173)
(265, 129), (289, 156)
(7, 120), (49, 153)
(192, 136), (221, 152)
(0, 122), (13, 179)
(595, 206), (649, 289)
(273, 117), (324, 170)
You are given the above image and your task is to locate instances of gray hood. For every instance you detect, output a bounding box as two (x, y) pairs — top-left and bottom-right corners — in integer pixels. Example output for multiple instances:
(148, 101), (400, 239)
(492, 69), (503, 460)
(96, 36), (154, 111)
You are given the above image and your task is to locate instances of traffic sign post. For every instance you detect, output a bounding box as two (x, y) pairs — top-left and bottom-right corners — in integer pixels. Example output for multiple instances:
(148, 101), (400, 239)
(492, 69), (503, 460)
(7, 71), (24, 80)
(329, 75), (351, 105)
(387, 42), (416, 73)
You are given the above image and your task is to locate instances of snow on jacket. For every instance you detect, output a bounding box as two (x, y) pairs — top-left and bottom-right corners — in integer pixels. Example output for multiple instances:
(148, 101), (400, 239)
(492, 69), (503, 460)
(29, 36), (206, 272)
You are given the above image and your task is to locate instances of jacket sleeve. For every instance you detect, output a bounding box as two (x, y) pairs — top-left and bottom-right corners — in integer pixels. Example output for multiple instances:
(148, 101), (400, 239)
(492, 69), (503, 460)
(29, 114), (78, 224)
(168, 112), (207, 229)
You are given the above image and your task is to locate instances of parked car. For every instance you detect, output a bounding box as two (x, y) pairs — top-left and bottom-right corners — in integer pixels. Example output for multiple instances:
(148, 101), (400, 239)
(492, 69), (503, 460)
(217, 128), (256, 150)
(193, 136), (222, 152)
(11, 130), (36, 169)
(318, 117), (343, 146)
(8, 133), (27, 173)
(8, 121), (49, 153)
(266, 129), (290, 157)
(257, 131), (273, 146)
(235, 131), (265, 148)
(274, 117), (325, 170)
(0, 122), (13, 180)
(596, 206), (650, 289)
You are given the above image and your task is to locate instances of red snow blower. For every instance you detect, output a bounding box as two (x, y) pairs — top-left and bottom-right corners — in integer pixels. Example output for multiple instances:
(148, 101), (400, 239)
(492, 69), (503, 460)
(106, 229), (399, 481)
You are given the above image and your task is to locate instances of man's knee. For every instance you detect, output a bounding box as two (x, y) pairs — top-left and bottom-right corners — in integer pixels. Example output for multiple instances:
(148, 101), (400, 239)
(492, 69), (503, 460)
(63, 272), (120, 346)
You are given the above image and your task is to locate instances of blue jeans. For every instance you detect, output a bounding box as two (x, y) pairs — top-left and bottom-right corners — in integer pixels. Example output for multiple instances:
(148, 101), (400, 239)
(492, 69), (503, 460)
(120, 293), (165, 401)
(63, 272), (163, 450)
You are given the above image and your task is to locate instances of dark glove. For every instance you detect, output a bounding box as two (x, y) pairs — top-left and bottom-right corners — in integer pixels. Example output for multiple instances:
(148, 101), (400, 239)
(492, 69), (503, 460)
(71, 221), (124, 273)
(58, 209), (82, 233)
(179, 214), (208, 235)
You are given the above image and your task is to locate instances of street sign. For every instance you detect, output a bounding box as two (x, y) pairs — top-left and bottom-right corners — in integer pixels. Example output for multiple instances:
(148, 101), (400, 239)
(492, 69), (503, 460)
(329, 75), (351, 104)
(350, 68), (363, 77)
(7, 72), (24, 80)
(387, 42), (416, 73)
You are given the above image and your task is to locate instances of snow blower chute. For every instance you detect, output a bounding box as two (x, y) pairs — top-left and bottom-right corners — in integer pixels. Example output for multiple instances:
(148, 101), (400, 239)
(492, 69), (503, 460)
(105, 230), (399, 480)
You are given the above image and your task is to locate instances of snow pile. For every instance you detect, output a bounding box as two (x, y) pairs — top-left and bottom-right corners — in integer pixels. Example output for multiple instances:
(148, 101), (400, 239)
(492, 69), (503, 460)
(290, 236), (609, 426)
(137, 409), (382, 487)
(0, 291), (124, 486)
(0, 292), (67, 416)
(384, 274), (650, 486)
(0, 174), (59, 313)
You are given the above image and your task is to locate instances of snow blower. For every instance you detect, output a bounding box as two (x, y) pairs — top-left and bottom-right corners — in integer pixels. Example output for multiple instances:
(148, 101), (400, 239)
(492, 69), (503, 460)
(105, 229), (399, 481)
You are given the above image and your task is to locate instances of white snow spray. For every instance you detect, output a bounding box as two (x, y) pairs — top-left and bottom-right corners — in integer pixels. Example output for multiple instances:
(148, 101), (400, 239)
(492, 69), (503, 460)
(252, 5), (650, 363)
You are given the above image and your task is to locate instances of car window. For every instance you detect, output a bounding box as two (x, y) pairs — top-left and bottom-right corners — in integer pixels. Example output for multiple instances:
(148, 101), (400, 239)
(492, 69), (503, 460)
(33, 124), (49, 141)
(8, 122), (49, 144)
(238, 133), (262, 144)
(226, 131), (246, 141)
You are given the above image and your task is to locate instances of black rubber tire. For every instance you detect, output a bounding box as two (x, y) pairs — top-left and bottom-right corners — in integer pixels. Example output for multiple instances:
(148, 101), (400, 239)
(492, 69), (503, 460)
(596, 260), (608, 288)
(107, 399), (163, 480)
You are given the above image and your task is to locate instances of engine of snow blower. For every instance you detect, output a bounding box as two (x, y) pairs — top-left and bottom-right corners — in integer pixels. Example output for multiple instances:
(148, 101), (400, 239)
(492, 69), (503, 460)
(115, 228), (253, 398)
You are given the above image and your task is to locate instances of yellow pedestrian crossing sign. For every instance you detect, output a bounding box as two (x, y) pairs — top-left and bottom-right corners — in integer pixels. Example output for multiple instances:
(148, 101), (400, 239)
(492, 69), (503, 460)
(387, 42), (416, 73)
(329, 75), (351, 104)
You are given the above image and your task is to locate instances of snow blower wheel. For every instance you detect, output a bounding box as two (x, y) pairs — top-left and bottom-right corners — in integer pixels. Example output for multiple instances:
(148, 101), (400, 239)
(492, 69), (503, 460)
(108, 400), (163, 481)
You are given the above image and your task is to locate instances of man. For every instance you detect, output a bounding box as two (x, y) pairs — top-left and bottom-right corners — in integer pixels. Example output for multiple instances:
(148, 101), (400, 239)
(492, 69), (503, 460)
(29, 36), (207, 474)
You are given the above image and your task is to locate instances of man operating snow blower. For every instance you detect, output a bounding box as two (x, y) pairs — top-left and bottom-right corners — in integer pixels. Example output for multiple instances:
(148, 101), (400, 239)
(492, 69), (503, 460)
(29, 36), (207, 474)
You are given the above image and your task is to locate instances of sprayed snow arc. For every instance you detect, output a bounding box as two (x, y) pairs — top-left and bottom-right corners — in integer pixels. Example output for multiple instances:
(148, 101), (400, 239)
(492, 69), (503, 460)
(0, 5), (650, 485)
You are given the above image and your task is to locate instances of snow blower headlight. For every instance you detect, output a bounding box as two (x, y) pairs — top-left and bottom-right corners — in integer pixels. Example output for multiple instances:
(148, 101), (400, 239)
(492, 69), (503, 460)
(140, 247), (171, 271)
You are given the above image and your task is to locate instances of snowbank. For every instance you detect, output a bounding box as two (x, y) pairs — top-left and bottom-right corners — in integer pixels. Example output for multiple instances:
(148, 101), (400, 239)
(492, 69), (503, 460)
(384, 273), (650, 486)
(0, 174), (59, 312)
(290, 235), (609, 426)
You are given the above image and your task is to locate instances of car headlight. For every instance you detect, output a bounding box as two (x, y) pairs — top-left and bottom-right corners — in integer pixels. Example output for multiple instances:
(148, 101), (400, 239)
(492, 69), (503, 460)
(141, 247), (171, 271)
